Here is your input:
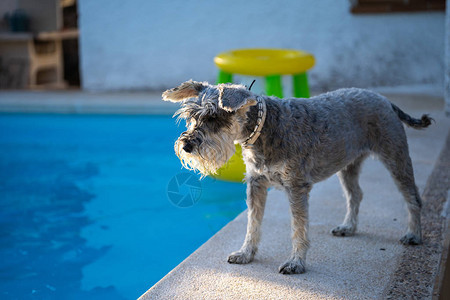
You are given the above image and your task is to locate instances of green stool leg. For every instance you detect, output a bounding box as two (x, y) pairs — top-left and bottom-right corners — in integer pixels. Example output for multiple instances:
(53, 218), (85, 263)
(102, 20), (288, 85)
(217, 70), (233, 84)
(293, 73), (310, 98)
(265, 75), (283, 98)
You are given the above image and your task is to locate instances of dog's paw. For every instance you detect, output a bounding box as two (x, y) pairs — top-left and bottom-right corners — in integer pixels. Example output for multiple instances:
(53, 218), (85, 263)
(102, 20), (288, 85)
(227, 251), (253, 264)
(331, 225), (356, 237)
(400, 233), (422, 245)
(278, 259), (306, 275)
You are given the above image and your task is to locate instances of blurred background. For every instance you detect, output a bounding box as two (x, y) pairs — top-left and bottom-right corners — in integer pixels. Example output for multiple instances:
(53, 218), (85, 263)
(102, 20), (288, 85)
(0, 0), (447, 95)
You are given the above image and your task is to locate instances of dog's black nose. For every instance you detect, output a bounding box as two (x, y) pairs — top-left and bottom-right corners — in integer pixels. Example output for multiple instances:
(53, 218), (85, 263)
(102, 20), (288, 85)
(183, 142), (193, 153)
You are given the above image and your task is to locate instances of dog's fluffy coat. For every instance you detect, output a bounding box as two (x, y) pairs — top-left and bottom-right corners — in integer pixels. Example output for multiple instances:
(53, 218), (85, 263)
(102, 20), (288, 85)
(163, 81), (432, 274)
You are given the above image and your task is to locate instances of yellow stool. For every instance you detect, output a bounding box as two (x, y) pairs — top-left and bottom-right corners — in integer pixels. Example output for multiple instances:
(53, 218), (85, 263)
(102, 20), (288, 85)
(213, 48), (315, 182)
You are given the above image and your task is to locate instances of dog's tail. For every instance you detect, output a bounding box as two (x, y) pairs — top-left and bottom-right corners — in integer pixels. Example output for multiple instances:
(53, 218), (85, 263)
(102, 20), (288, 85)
(391, 103), (433, 129)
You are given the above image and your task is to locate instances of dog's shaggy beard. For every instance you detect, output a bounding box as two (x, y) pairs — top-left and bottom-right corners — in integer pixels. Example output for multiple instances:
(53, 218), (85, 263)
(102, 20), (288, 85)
(175, 132), (236, 177)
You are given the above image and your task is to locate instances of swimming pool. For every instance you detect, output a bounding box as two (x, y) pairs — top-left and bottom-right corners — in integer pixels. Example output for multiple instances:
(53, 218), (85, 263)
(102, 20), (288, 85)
(0, 113), (247, 299)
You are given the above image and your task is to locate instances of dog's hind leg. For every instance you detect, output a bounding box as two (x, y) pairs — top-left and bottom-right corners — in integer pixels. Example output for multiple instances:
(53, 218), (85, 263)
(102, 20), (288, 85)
(377, 140), (422, 245)
(332, 155), (367, 237)
(228, 175), (269, 264)
(279, 182), (312, 274)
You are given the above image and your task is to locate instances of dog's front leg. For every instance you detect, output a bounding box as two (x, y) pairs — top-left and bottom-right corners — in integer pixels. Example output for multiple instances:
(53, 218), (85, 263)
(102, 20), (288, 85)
(228, 175), (269, 264)
(279, 182), (312, 274)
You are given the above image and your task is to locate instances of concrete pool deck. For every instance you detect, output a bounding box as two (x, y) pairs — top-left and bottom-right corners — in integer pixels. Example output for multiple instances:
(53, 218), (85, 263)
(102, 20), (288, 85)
(0, 89), (449, 299)
(0, 90), (178, 115)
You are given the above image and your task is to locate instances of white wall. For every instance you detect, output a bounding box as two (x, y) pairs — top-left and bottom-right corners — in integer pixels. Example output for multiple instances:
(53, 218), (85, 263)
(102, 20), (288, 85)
(78, 0), (445, 92)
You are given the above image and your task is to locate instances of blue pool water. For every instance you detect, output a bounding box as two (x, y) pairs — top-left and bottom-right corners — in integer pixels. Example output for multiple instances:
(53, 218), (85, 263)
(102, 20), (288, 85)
(0, 113), (247, 300)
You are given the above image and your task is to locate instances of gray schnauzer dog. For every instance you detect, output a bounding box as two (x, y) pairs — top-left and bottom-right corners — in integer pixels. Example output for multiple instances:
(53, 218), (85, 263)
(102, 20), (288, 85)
(162, 80), (432, 274)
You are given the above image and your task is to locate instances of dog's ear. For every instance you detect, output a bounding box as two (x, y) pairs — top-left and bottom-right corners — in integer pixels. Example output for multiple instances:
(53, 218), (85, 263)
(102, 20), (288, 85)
(162, 80), (207, 102)
(218, 86), (257, 112)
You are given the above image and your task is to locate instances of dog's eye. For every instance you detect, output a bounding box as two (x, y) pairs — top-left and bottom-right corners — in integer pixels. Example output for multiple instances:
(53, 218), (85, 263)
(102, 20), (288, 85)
(205, 115), (216, 122)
